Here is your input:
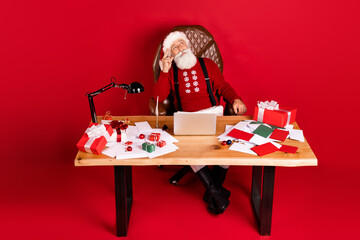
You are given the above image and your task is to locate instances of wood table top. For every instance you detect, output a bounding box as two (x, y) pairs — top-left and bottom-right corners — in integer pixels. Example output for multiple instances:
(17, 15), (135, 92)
(74, 116), (317, 167)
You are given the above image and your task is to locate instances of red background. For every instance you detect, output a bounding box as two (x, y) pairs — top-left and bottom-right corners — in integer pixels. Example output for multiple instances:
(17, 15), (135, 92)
(1, 0), (359, 239)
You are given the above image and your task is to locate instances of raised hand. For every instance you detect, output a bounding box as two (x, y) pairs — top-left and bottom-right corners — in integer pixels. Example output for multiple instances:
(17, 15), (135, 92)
(160, 49), (174, 73)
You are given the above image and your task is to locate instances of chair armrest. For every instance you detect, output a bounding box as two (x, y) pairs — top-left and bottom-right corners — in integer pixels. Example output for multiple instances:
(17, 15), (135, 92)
(149, 98), (168, 116)
(224, 100), (236, 116)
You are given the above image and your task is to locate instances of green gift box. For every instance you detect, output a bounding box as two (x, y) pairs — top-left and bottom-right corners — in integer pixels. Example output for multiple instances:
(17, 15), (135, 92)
(142, 142), (155, 153)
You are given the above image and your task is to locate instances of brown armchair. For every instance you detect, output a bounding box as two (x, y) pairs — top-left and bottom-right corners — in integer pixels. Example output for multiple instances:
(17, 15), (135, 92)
(149, 25), (236, 184)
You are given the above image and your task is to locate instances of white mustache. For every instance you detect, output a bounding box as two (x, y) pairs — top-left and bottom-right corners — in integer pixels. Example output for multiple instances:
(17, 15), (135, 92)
(175, 48), (191, 59)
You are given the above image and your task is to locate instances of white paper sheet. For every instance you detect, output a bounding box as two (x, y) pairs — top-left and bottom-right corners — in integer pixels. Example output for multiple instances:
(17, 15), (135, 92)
(248, 123), (261, 131)
(285, 124), (294, 130)
(146, 143), (179, 159)
(102, 125), (180, 159)
(243, 141), (257, 147)
(229, 142), (257, 155)
(270, 141), (282, 149)
(217, 125), (236, 141)
(111, 143), (147, 160)
(233, 121), (248, 131)
(102, 143), (125, 158)
(126, 125), (139, 137)
(289, 129), (305, 142)
(242, 120), (255, 123)
(135, 121), (153, 132)
(242, 125), (254, 134)
(249, 134), (272, 145)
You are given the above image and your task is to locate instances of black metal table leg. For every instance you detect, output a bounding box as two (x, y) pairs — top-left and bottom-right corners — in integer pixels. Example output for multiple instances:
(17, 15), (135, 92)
(251, 166), (276, 236)
(251, 166), (263, 226)
(114, 166), (133, 237)
(125, 166), (133, 222)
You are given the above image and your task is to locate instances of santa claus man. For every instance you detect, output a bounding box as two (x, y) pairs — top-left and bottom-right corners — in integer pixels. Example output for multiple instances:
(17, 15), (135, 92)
(153, 31), (247, 214)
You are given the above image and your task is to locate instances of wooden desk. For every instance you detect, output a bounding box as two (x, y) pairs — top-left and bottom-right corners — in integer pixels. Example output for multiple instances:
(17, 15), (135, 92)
(74, 116), (317, 236)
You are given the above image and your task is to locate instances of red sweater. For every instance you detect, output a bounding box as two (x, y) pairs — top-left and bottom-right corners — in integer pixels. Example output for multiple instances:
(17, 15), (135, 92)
(153, 58), (241, 112)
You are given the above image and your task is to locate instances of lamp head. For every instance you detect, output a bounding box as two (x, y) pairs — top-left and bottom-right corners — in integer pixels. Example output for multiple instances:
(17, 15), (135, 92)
(127, 82), (144, 94)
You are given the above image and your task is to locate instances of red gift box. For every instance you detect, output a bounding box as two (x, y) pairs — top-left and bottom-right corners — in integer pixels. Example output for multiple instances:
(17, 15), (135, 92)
(76, 123), (114, 155)
(157, 140), (166, 148)
(149, 133), (161, 141)
(253, 101), (297, 127)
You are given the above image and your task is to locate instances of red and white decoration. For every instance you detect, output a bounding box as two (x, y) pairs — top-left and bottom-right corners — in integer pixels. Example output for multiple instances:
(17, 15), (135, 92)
(253, 100), (297, 127)
(183, 69), (201, 94)
(77, 123), (114, 155)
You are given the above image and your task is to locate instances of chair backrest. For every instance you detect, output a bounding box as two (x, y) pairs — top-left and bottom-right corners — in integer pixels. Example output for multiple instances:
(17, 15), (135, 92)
(150, 25), (234, 116)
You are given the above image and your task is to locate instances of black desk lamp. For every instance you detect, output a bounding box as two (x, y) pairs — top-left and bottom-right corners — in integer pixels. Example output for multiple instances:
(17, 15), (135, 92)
(86, 77), (144, 123)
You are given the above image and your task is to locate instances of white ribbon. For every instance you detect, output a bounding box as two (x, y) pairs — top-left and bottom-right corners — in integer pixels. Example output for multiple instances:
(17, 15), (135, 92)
(257, 100), (279, 122)
(257, 100), (291, 126)
(276, 109), (291, 126)
(84, 124), (110, 153)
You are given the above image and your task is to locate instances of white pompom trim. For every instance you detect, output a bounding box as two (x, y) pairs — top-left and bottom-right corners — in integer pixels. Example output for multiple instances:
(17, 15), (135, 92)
(162, 31), (190, 54)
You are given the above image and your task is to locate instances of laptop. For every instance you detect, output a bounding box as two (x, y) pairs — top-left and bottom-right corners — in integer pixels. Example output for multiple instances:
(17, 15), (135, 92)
(173, 112), (217, 135)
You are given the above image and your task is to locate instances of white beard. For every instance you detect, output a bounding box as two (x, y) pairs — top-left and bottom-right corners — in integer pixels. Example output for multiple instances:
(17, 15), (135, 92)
(174, 48), (197, 70)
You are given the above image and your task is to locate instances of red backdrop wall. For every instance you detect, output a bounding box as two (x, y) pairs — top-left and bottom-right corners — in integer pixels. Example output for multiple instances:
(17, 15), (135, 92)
(1, 0), (359, 239)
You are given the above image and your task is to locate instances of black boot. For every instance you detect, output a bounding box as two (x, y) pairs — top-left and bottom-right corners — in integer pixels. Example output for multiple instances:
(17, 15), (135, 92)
(204, 166), (231, 213)
(203, 166), (231, 200)
(196, 166), (230, 214)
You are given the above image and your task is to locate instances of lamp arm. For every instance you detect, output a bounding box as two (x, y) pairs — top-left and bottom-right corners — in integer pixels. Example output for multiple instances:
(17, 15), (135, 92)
(117, 83), (129, 90)
(86, 82), (115, 97)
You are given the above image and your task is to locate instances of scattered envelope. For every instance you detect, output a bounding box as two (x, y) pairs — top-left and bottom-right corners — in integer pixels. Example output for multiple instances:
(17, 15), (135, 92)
(271, 141), (282, 149)
(251, 142), (279, 156)
(248, 123), (261, 131)
(279, 144), (298, 153)
(242, 125), (254, 133)
(289, 129), (305, 142)
(269, 129), (289, 142)
(227, 129), (254, 141)
(285, 125), (294, 130)
(229, 142), (257, 155)
(253, 124), (274, 138)
(233, 121), (248, 130)
(249, 121), (262, 124)
(249, 134), (272, 145)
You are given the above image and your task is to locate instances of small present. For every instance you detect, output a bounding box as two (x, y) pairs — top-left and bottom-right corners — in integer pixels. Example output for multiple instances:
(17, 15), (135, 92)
(142, 142), (155, 153)
(157, 140), (166, 148)
(120, 129), (127, 143)
(76, 123), (114, 155)
(115, 129), (127, 143)
(253, 100), (297, 128)
(149, 133), (161, 141)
